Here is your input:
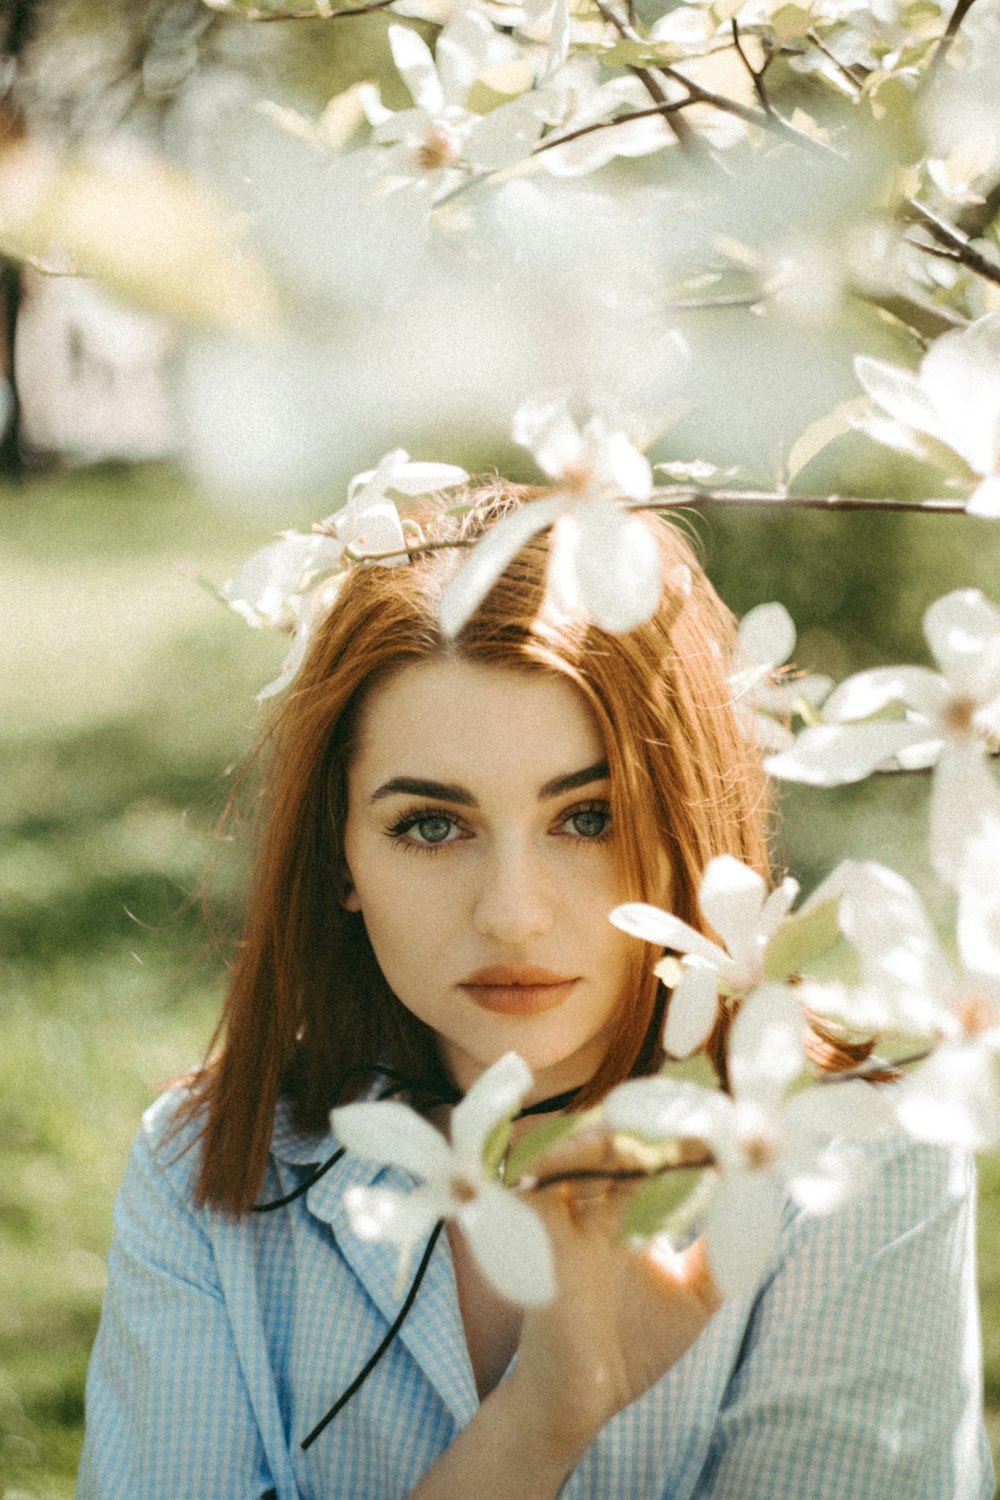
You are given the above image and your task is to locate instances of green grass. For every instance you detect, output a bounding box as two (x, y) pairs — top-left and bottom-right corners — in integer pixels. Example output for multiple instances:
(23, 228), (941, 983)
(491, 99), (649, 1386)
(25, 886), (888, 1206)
(1, 464), (998, 1497)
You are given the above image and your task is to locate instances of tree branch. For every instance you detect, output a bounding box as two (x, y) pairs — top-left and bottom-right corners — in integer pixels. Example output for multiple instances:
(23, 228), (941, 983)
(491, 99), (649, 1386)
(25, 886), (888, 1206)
(218, 0), (395, 19)
(731, 18), (775, 117)
(905, 198), (1000, 287)
(925, 0), (979, 83)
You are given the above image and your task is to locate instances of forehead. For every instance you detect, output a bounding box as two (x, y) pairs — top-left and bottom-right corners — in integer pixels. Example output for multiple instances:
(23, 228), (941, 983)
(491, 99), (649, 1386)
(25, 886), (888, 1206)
(349, 660), (605, 788)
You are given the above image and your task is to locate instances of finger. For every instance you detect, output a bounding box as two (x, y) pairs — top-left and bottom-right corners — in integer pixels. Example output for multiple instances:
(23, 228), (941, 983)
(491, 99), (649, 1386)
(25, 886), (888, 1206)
(646, 1233), (722, 1316)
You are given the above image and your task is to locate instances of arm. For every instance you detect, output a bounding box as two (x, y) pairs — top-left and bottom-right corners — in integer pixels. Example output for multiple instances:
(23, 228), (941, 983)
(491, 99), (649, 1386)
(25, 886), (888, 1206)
(77, 1097), (290, 1500)
(689, 1136), (994, 1500)
(407, 1137), (722, 1500)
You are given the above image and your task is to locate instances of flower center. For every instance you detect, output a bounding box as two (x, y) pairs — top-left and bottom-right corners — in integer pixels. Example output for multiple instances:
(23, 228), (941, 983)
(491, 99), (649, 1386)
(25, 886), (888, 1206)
(416, 129), (458, 171)
(740, 1130), (779, 1170)
(956, 994), (995, 1037)
(944, 695), (976, 736)
(449, 1175), (479, 1204)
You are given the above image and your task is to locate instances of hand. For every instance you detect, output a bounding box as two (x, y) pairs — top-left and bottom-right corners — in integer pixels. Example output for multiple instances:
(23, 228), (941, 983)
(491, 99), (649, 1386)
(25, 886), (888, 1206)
(508, 1130), (721, 1457)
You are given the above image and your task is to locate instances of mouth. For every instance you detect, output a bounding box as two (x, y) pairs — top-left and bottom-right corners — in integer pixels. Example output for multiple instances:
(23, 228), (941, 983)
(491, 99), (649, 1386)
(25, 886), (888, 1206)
(458, 964), (578, 1016)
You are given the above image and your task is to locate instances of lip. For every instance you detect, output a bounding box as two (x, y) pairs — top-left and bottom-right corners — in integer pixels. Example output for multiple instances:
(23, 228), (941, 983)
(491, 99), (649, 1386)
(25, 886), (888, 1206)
(458, 964), (578, 1016)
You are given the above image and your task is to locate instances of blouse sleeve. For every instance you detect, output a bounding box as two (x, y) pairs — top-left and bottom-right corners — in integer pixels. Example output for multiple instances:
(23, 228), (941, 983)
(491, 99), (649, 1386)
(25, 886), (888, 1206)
(690, 1136), (995, 1500)
(76, 1099), (288, 1500)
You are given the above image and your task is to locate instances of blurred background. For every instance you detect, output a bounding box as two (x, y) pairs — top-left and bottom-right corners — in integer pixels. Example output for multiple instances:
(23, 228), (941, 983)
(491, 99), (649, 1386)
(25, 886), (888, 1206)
(2, 2), (1000, 1496)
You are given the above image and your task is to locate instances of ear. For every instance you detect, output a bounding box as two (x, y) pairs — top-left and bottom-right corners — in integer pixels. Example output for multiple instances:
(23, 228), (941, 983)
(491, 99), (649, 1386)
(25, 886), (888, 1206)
(340, 869), (362, 912)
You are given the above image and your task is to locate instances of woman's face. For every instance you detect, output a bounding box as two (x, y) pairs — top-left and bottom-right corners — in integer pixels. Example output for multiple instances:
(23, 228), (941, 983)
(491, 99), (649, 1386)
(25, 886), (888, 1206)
(342, 659), (634, 1099)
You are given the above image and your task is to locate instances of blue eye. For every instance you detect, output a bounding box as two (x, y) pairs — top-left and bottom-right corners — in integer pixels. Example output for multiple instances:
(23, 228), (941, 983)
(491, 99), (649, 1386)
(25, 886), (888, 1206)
(386, 807), (467, 852)
(410, 814), (455, 845)
(570, 808), (609, 837)
(559, 802), (612, 841)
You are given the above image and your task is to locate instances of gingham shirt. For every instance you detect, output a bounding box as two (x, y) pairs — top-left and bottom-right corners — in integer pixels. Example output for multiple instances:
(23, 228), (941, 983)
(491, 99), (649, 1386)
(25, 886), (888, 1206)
(77, 1090), (994, 1500)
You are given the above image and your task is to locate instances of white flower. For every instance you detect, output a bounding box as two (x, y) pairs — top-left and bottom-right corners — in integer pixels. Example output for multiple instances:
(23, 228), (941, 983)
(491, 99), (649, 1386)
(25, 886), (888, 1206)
(538, 73), (676, 177)
(853, 313), (1000, 518)
(439, 392), (659, 637)
(324, 447), (469, 561)
(225, 449), (468, 699)
(220, 530), (343, 632)
(332, 1052), (556, 1306)
(361, 15), (546, 199)
(834, 861), (1000, 1150)
(765, 588), (1000, 881)
(729, 602), (832, 753)
(611, 855), (800, 1057)
(605, 986), (888, 1298)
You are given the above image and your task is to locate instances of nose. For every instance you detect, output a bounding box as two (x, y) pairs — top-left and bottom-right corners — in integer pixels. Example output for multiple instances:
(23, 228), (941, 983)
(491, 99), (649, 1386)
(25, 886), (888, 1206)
(472, 838), (554, 945)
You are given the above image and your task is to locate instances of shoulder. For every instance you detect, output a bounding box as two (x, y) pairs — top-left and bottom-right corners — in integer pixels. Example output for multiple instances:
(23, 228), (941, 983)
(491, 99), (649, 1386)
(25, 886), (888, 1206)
(121, 1085), (340, 1222)
(778, 1129), (976, 1272)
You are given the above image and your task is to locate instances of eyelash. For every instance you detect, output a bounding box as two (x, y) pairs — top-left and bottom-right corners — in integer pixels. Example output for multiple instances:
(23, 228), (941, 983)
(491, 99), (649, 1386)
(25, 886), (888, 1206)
(384, 799), (613, 855)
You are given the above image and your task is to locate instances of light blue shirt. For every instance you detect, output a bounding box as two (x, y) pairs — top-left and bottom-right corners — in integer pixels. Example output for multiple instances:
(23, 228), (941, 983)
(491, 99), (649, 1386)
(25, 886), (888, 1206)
(77, 1089), (995, 1499)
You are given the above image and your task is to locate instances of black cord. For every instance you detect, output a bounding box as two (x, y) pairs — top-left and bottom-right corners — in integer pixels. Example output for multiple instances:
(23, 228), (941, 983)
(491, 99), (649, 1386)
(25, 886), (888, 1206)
(301, 1220), (446, 1450)
(250, 1063), (584, 1444)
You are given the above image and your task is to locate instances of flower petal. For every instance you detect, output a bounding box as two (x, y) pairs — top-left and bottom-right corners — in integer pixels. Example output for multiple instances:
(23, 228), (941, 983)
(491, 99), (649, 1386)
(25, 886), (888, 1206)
(896, 1044), (1000, 1150)
(923, 588), (1000, 703)
(512, 392), (582, 478)
(757, 877), (800, 948)
(381, 460), (470, 496)
(968, 475), (1000, 518)
(729, 984), (807, 1101)
(698, 856), (766, 966)
(450, 1052), (533, 1172)
(342, 1182), (441, 1249)
(389, 23), (445, 115)
(839, 861), (955, 1007)
(736, 602), (796, 671)
(465, 100), (542, 171)
(783, 1079), (898, 1142)
(560, 502), (663, 634)
(823, 665), (946, 723)
(610, 902), (729, 966)
(920, 312), (1000, 476)
(437, 497), (561, 638)
(764, 720), (927, 786)
(461, 1183), (556, 1306)
(604, 1075), (727, 1141)
(854, 354), (952, 448)
(332, 1099), (453, 1180)
(704, 1170), (783, 1300)
(930, 740), (1000, 885)
(663, 964), (721, 1057)
(221, 533), (343, 628)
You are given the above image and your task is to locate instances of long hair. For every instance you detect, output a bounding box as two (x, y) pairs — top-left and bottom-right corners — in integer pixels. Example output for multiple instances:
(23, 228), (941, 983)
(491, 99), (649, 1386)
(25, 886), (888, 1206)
(183, 483), (773, 1214)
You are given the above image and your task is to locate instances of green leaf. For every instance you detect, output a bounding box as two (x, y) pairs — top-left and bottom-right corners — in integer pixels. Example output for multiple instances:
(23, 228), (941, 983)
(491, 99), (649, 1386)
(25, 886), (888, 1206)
(482, 1115), (515, 1180)
(502, 1110), (596, 1184)
(770, 4), (812, 40)
(658, 1051), (721, 1091)
(763, 895), (842, 980)
(786, 397), (870, 485)
(621, 1166), (706, 1240)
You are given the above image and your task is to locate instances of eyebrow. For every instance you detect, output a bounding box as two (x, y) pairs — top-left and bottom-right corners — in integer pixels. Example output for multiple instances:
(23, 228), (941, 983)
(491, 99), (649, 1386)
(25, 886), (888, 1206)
(369, 760), (609, 805)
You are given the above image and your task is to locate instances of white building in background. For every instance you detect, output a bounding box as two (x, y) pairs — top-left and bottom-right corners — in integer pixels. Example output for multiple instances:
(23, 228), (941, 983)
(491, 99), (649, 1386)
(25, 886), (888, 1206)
(15, 267), (176, 462)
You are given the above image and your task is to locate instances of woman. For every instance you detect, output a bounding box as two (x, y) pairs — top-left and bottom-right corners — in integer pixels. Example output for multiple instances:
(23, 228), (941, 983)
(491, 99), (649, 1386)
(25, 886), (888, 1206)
(78, 485), (992, 1499)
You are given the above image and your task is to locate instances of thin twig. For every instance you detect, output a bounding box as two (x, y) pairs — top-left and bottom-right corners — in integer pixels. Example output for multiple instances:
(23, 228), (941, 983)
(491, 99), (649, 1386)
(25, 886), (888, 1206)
(534, 100), (697, 156)
(905, 198), (1000, 288)
(925, 0), (979, 84)
(345, 490), (975, 563)
(643, 487), (970, 514)
(665, 291), (765, 309)
(805, 27), (864, 95)
(589, 0), (697, 150)
(0, 241), (84, 277)
(224, 0), (395, 18)
(731, 18), (775, 116)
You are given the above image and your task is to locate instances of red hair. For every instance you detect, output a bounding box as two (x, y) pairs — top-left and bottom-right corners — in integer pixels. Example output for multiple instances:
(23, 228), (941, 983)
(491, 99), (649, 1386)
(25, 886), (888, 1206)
(182, 484), (772, 1213)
